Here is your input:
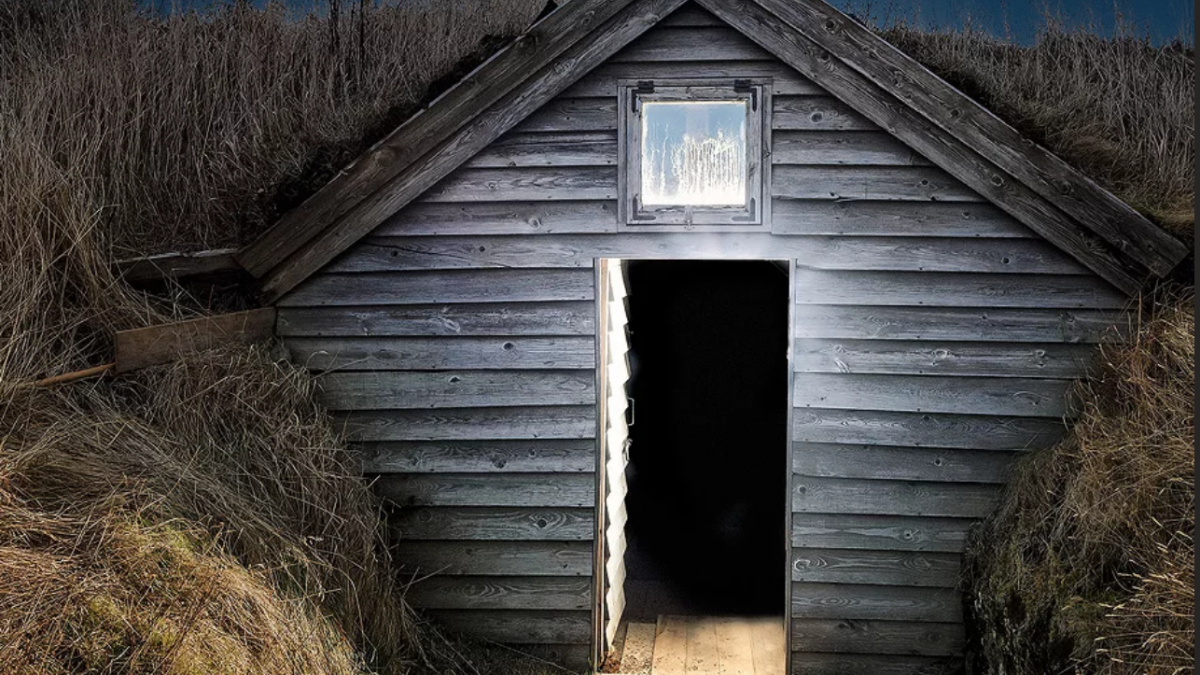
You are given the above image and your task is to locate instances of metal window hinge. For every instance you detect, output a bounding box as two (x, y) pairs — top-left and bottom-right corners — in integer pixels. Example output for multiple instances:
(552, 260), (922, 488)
(732, 197), (758, 223)
(630, 195), (657, 222)
(734, 79), (758, 111)
(632, 80), (655, 112)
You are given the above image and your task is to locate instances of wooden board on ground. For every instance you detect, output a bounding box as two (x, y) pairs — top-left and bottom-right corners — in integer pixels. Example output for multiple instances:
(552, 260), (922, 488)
(621, 622), (656, 674)
(650, 616), (785, 675)
(114, 308), (276, 373)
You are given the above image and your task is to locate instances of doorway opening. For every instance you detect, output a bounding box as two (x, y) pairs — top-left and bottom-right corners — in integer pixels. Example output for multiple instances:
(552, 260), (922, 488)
(597, 259), (790, 665)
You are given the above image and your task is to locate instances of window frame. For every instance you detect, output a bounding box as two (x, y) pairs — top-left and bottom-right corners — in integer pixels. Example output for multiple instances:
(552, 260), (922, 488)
(618, 79), (771, 230)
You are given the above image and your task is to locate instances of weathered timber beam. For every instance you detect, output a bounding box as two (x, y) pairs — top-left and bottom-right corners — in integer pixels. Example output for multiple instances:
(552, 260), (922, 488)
(750, 0), (1187, 276)
(256, 0), (689, 302)
(236, 0), (644, 278)
(113, 248), (241, 283)
(697, 0), (1146, 295)
(113, 308), (276, 373)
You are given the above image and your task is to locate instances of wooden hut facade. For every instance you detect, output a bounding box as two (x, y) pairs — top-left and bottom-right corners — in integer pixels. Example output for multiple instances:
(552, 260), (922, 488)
(237, 0), (1187, 672)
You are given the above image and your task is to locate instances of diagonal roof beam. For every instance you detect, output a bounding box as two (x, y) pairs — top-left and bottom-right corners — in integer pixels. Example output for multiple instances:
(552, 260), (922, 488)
(237, 0), (646, 279)
(698, 0), (1147, 294)
(256, 0), (690, 302)
(746, 0), (1188, 277)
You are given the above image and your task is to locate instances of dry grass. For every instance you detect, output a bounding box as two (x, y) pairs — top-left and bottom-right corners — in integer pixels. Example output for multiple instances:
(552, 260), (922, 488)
(0, 490), (367, 675)
(0, 0), (546, 255)
(0, 348), (423, 674)
(964, 296), (1195, 675)
(0, 2), (556, 673)
(882, 25), (1195, 242)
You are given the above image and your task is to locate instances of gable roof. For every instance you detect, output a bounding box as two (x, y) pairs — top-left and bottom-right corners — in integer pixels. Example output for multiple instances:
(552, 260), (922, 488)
(237, 0), (1188, 302)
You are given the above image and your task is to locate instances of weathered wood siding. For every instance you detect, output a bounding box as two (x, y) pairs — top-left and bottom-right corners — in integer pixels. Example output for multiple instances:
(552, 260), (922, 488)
(277, 4), (1127, 672)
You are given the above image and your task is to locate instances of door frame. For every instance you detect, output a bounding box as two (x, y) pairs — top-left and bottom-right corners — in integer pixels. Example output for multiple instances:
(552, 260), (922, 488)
(591, 257), (796, 672)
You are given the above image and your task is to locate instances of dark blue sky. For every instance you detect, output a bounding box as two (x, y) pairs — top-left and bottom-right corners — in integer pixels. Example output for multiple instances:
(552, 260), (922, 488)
(145, 0), (1194, 45)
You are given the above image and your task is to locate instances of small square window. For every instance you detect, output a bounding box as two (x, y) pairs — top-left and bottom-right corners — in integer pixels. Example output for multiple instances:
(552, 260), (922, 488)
(621, 82), (765, 227)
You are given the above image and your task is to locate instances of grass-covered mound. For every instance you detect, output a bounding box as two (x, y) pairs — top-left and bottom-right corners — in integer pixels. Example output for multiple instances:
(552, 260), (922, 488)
(1, 349), (420, 675)
(964, 299), (1194, 674)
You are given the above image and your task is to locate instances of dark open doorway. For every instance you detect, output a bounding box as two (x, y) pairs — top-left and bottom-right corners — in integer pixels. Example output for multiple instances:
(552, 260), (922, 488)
(619, 260), (790, 618)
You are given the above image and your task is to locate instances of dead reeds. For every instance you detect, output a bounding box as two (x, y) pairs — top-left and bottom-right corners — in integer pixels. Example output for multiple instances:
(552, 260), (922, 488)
(882, 24), (1195, 241)
(964, 297), (1195, 675)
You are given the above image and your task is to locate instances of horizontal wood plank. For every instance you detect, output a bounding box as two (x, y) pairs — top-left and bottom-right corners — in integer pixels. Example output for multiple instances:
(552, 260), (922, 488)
(114, 309), (276, 373)
(429, 609), (593, 644)
(391, 507), (594, 541)
(797, 237), (1085, 275)
(331, 235), (1086, 275)
(791, 548), (961, 588)
(659, 3), (724, 26)
(793, 270), (1126, 308)
(610, 26), (772, 61)
(790, 619), (965, 657)
(770, 200), (1033, 238)
(792, 443), (1019, 484)
(773, 96), (877, 131)
(114, 248), (241, 283)
(792, 408), (1066, 450)
(341, 406), (595, 442)
(772, 131), (929, 166)
(277, 302), (596, 338)
(793, 338), (1097, 378)
(407, 576), (593, 610)
(317, 370), (595, 410)
(513, 97), (620, 133)
(466, 131), (617, 168)
(792, 476), (1002, 518)
(421, 166), (618, 202)
(774, 166), (981, 202)
(791, 306), (1123, 343)
(791, 652), (963, 675)
(281, 269), (595, 307)
(376, 201), (618, 236)
(395, 540), (594, 576)
(505, 644), (594, 671)
(792, 513), (976, 553)
(287, 337), (595, 371)
(793, 374), (1074, 418)
(375, 473), (596, 508)
(790, 583), (963, 622)
(360, 440), (595, 474)
(563, 61), (822, 97)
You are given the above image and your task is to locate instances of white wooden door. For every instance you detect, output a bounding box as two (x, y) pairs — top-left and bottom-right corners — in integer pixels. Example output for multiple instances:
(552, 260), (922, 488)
(599, 259), (633, 654)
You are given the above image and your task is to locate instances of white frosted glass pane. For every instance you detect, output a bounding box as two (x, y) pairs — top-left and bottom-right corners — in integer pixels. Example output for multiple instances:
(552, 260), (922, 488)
(641, 100), (748, 207)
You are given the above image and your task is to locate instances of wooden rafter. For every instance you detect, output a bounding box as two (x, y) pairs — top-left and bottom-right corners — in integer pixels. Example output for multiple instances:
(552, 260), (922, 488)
(695, 0), (1152, 295)
(238, 0), (660, 283)
(744, 0), (1187, 277)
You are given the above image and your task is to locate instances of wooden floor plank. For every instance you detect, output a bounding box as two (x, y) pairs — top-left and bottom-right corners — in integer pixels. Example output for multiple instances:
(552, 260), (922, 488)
(714, 618), (756, 675)
(686, 618), (721, 674)
(653, 616), (688, 675)
(749, 617), (787, 675)
(623, 622), (657, 674)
